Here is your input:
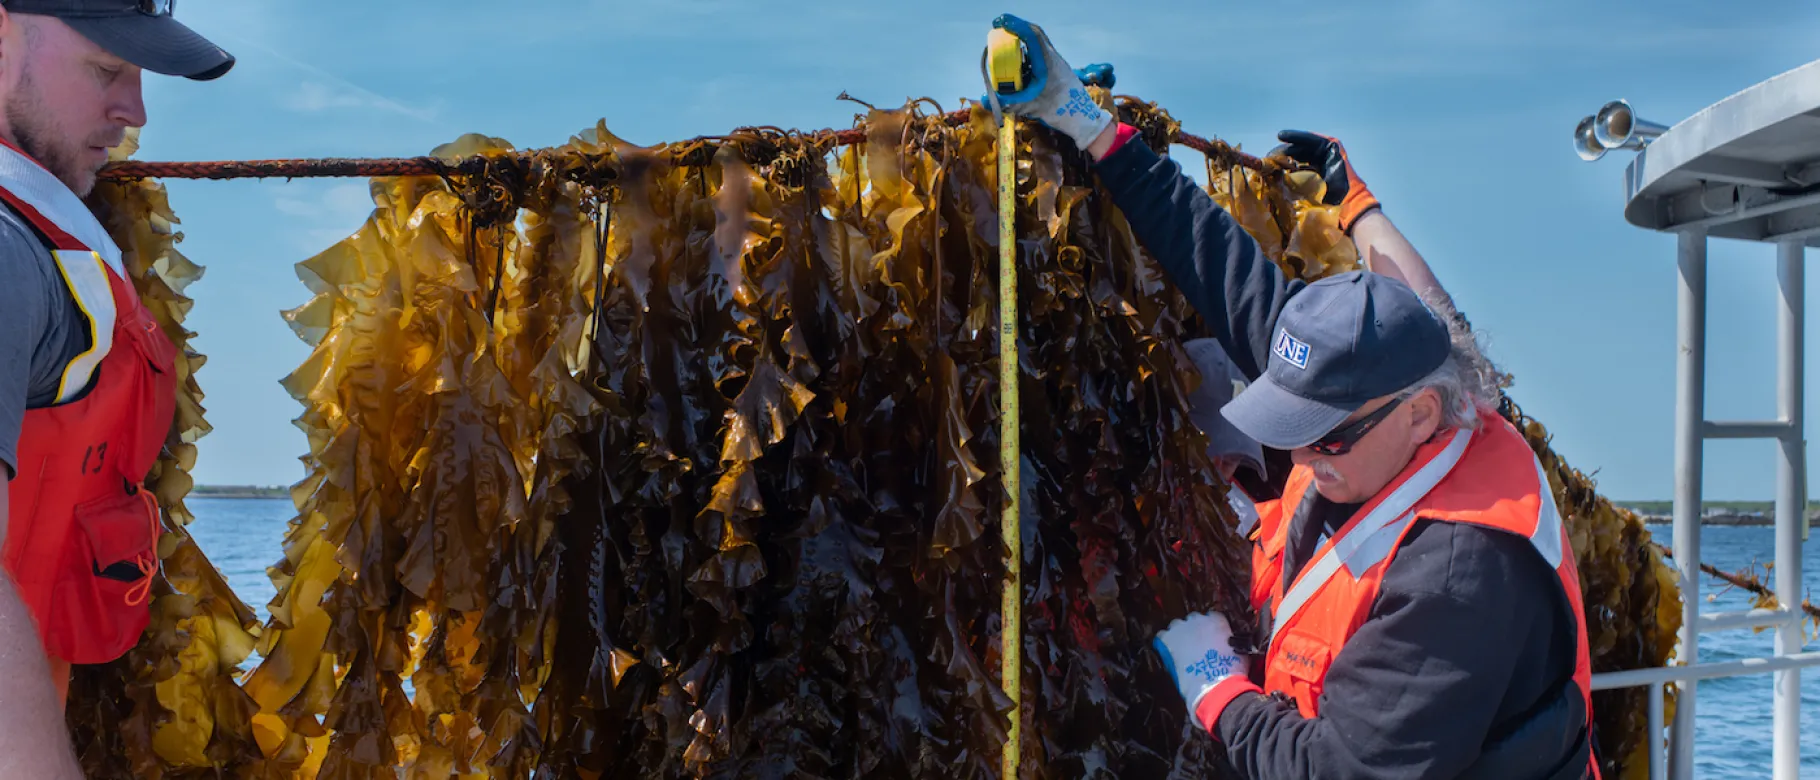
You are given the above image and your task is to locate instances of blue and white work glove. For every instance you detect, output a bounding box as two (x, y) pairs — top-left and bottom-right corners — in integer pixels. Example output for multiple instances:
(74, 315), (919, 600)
(981, 14), (1115, 152)
(1152, 611), (1263, 732)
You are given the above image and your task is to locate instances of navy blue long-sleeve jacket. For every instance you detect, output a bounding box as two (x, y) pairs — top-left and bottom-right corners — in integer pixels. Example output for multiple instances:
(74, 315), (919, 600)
(1093, 138), (1591, 780)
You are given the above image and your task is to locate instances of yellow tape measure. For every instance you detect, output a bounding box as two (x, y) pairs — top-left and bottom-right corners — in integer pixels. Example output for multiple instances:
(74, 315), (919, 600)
(987, 28), (1029, 93)
(997, 110), (1022, 780)
(988, 23), (1025, 780)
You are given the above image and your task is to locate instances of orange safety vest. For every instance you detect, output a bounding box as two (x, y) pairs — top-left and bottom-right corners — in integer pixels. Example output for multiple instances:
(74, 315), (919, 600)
(1246, 408), (1597, 776)
(0, 140), (173, 674)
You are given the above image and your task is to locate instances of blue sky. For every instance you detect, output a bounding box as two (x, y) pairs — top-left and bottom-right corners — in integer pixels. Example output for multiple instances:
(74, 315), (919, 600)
(141, 0), (1820, 501)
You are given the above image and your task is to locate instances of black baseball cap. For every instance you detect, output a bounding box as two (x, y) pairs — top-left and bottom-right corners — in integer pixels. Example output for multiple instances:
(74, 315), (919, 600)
(4, 0), (234, 81)
(1220, 271), (1451, 450)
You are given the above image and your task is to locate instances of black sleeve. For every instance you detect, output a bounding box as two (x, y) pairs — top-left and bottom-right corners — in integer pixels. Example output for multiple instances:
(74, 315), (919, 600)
(1213, 521), (1577, 780)
(1091, 138), (1302, 380)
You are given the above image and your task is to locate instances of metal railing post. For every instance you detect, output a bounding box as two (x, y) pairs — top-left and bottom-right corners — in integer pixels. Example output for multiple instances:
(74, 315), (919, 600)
(1592, 650), (1820, 776)
(1670, 228), (1707, 780)
(1649, 682), (1666, 780)
(1773, 239), (1805, 780)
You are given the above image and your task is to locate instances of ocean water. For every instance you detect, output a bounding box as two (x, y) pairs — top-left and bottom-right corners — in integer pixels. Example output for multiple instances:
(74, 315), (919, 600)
(184, 497), (1820, 776)
(1652, 523), (1820, 778)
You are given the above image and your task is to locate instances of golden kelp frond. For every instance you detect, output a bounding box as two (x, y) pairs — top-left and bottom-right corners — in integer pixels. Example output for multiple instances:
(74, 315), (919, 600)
(248, 130), (607, 780)
(69, 131), (267, 778)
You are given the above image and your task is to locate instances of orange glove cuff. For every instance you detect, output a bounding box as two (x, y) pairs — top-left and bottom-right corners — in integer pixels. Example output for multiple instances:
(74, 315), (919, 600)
(1320, 135), (1379, 234)
(1338, 168), (1379, 234)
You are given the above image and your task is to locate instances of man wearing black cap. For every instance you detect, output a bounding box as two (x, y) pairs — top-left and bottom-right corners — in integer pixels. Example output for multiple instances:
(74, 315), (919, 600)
(985, 16), (1598, 780)
(0, 1), (231, 774)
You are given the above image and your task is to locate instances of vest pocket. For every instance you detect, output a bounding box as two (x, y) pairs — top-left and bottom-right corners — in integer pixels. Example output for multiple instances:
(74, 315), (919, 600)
(120, 304), (174, 375)
(1274, 629), (1333, 716)
(46, 489), (158, 664)
(112, 306), (178, 481)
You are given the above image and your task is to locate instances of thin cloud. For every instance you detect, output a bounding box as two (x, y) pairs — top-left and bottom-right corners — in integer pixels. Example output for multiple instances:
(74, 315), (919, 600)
(270, 181), (374, 253)
(210, 29), (440, 123)
(282, 81), (405, 116)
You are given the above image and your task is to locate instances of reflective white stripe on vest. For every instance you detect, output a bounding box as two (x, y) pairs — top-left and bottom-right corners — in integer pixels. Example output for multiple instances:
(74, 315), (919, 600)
(1529, 455), (1565, 569)
(50, 250), (116, 403)
(1270, 427), (1474, 644)
(0, 143), (123, 272)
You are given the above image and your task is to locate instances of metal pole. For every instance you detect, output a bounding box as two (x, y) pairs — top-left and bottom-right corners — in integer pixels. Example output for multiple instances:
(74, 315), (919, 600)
(1649, 682), (1666, 780)
(1773, 239), (1805, 780)
(1670, 228), (1707, 780)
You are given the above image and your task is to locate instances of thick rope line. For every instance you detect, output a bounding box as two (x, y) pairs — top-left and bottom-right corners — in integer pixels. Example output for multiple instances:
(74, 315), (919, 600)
(97, 109), (1266, 181)
(100, 157), (457, 180)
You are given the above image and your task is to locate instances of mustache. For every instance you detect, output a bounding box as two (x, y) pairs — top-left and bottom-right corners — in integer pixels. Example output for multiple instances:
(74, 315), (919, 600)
(1311, 460), (1343, 483)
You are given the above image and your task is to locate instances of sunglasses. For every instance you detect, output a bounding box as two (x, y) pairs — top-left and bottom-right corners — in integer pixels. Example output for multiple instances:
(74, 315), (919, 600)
(1306, 397), (1403, 456)
(136, 0), (173, 16)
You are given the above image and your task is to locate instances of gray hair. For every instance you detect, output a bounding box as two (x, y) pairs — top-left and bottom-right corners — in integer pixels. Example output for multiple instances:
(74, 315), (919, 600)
(1395, 290), (1506, 431)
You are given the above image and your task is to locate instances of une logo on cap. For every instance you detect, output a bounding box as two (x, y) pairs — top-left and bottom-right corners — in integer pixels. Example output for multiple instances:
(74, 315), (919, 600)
(1272, 330), (1310, 370)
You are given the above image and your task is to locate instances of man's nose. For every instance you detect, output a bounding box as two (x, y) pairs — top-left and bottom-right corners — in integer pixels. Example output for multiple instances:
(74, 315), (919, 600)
(109, 69), (147, 128)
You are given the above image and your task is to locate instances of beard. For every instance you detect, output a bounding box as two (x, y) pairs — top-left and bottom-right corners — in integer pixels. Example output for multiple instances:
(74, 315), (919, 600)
(5, 62), (102, 196)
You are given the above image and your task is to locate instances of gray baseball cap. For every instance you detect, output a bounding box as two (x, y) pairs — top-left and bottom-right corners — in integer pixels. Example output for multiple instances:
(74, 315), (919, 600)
(1182, 338), (1266, 480)
(1220, 271), (1450, 450)
(4, 0), (234, 81)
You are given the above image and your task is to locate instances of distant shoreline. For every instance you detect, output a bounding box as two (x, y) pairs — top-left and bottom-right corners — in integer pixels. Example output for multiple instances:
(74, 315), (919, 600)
(1628, 513), (1805, 527)
(192, 485), (288, 500)
(1614, 501), (1816, 528)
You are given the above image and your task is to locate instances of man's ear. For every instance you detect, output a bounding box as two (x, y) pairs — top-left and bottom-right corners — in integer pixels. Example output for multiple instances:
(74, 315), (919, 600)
(0, 9), (32, 80)
(0, 8), (13, 72)
(1406, 388), (1443, 444)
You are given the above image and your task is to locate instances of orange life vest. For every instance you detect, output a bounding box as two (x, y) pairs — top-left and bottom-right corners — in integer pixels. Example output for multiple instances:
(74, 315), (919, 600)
(0, 140), (173, 669)
(1246, 408), (1597, 775)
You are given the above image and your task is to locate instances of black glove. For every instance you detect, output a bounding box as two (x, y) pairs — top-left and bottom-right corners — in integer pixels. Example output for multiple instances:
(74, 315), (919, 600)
(1270, 129), (1380, 232)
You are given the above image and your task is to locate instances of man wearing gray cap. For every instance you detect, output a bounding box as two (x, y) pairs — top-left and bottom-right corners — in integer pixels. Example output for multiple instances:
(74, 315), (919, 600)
(0, 1), (231, 775)
(985, 16), (1598, 780)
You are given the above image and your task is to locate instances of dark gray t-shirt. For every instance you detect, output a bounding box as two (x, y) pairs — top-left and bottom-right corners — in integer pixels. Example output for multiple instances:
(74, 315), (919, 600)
(0, 203), (88, 477)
